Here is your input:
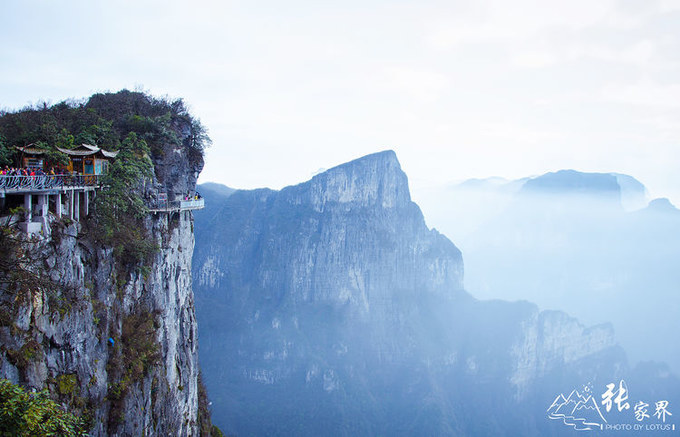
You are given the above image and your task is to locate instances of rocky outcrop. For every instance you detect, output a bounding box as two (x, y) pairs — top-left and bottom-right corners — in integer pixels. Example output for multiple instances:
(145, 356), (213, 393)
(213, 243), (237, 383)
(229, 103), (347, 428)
(0, 211), (198, 435)
(0, 120), (205, 435)
(510, 310), (618, 396)
(193, 151), (627, 436)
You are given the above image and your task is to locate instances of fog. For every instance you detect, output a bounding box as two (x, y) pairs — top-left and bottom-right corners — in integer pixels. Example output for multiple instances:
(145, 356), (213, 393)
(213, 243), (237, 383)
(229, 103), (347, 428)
(416, 170), (680, 371)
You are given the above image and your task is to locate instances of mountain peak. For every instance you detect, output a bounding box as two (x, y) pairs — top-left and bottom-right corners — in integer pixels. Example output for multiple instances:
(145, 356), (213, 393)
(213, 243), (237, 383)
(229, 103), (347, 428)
(647, 197), (678, 213)
(523, 170), (621, 195)
(321, 150), (401, 180)
(295, 150), (411, 210)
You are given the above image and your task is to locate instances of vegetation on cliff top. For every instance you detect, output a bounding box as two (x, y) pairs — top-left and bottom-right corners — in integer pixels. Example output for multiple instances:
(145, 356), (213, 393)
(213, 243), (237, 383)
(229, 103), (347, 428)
(0, 89), (210, 163)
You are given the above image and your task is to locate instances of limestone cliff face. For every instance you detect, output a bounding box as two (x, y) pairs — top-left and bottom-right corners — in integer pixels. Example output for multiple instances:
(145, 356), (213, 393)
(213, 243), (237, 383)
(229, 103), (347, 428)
(0, 124), (204, 435)
(193, 150), (626, 436)
(510, 310), (618, 396)
(196, 151), (462, 311)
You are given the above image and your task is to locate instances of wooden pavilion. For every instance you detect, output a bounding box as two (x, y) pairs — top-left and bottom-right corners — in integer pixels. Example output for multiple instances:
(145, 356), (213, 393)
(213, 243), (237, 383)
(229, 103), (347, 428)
(15, 143), (118, 174)
(56, 144), (119, 175)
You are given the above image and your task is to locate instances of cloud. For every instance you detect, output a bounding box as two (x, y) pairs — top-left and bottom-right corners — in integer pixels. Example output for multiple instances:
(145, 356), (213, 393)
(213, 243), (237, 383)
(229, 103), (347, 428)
(1, 0), (680, 204)
(511, 39), (657, 68)
(424, 0), (632, 49)
(601, 81), (680, 108)
(377, 67), (451, 102)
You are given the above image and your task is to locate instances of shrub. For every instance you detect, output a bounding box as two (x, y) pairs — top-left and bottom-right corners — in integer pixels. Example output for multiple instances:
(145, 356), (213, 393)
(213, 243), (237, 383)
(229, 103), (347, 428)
(107, 310), (161, 428)
(93, 132), (158, 270)
(0, 379), (85, 436)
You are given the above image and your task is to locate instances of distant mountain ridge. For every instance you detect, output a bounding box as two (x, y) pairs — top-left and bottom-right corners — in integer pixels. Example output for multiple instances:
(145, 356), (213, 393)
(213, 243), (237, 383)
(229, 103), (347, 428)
(198, 182), (236, 198)
(414, 168), (680, 372)
(522, 169), (621, 196)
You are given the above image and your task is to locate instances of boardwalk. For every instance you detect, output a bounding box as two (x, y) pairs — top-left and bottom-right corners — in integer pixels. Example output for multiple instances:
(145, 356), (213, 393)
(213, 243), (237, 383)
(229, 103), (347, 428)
(0, 174), (102, 193)
(1, 174), (204, 234)
(148, 198), (205, 213)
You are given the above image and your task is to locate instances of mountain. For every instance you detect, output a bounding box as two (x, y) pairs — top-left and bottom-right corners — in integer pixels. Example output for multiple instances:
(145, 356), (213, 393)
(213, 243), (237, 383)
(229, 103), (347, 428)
(521, 170), (621, 199)
(645, 197), (679, 214)
(0, 91), (215, 435)
(613, 173), (648, 211)
(519, 170), (646, 211)
(198, 182), (236, 198)
(192, 151), (645, 436)
(419, 170), (680, 372)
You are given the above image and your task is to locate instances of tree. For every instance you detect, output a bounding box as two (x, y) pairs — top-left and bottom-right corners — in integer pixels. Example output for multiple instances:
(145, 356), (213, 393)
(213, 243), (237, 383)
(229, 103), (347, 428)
(0, 379), (85, 436)
(93, 132), (156, 267)
(32, 140), (69, 168)
(0, 134), (13, 167)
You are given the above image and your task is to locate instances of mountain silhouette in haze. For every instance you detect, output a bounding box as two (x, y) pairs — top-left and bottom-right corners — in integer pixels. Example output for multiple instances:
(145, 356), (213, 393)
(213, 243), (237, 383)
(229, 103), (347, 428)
(416, 169), (680, 372)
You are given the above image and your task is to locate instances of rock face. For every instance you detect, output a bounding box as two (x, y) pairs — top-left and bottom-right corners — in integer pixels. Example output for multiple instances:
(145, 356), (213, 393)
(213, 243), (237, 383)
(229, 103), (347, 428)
(193, 151), (630, 436)
(0, 126), (204, 435)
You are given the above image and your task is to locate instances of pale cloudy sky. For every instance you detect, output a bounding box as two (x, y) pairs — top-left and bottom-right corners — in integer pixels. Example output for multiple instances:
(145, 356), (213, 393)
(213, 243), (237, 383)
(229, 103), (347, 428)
(1, 0), (679, 204)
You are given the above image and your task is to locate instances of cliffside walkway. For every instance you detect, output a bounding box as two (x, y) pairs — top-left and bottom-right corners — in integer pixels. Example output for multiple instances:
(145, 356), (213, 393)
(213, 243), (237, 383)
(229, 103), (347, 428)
(148, 198), (204, 213)
(0, 174), (102, 193)
(1, 174), (104, 234)
(1, 175), (204, 234)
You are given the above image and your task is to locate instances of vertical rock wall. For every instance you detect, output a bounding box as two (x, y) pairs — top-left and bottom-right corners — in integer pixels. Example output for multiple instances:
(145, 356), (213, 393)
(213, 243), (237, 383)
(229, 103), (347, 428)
(0, 209), (200, 436)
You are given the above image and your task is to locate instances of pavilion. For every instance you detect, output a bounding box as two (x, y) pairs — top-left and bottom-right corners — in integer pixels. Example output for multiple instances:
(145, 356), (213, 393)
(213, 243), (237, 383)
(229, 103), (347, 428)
(3, 144), (119, 234)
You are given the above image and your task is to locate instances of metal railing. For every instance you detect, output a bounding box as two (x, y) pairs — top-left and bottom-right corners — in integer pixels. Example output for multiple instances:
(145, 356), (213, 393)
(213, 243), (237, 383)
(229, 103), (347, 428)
(0, 174), (102, 191)
(148, 198), (204, 212)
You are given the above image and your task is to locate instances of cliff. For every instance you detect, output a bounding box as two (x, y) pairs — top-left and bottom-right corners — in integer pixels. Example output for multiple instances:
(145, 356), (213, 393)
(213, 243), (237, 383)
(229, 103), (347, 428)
(193, 151), (628, 436)
(0, 92), (210, 436)
(196, 151), (462, 311)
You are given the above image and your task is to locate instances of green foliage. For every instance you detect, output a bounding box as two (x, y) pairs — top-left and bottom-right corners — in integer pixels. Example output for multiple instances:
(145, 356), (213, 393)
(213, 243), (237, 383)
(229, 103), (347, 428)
(0, 379), (85, 436)
(18, 340), (41, 367)
(211, 425), (226, 437)
(98, 132), (152, 218)
(121, 311), (161, 380)
(32, 140), (69, 167)
(0, 133), (13, 167)
(6, 340), (43, 373)
(107, 310), (161, 427)
(93, 132), (157, 268)
(54, 128), (75, 150)
(0, 209), (56, 300)
(197, 372), (223, 436)
(55, 374), (77, 397)
(0, 89), (209, 166)
(74, 117), (116, 146)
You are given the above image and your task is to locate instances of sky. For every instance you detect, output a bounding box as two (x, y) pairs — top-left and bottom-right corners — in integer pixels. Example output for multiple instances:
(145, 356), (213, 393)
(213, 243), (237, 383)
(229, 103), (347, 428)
(1, 0), (679, 206)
